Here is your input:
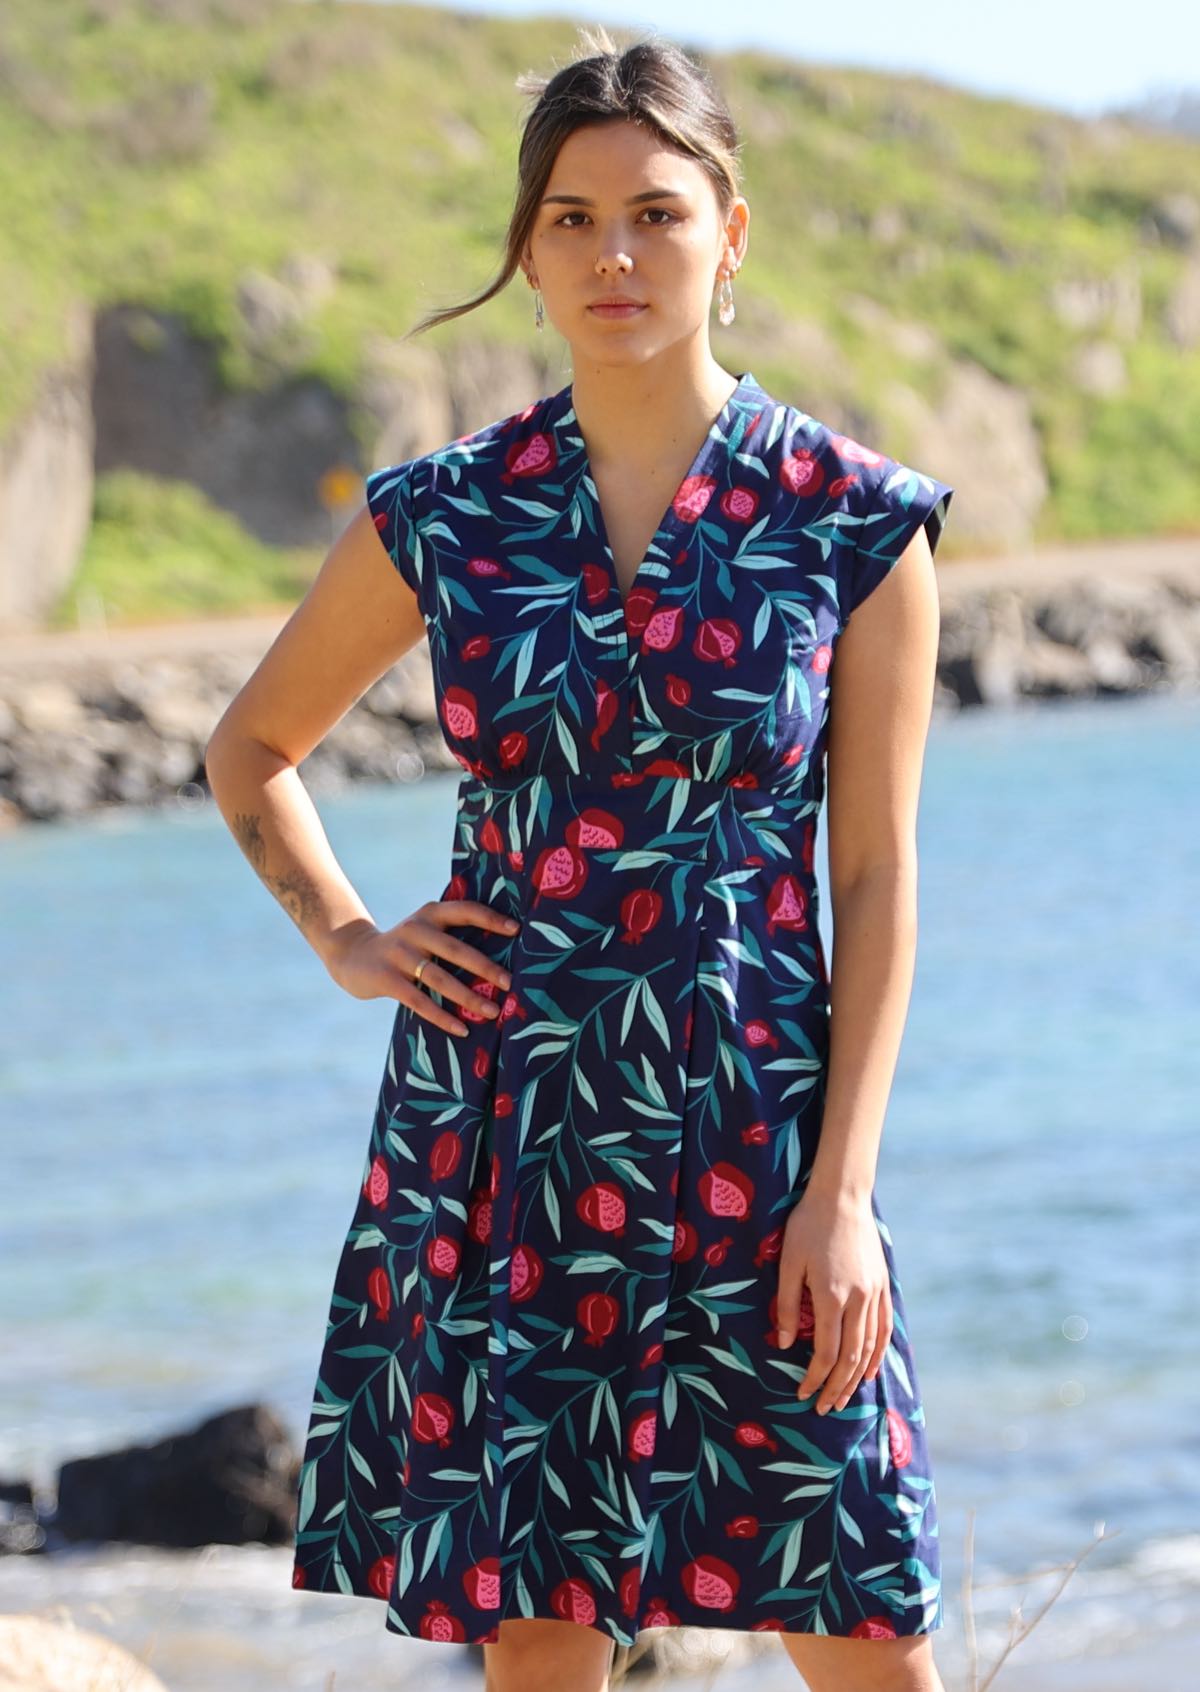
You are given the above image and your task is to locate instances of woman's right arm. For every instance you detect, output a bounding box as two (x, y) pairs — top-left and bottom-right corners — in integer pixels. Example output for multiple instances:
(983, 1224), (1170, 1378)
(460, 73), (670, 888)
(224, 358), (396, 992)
(203, 501), (514, 1035)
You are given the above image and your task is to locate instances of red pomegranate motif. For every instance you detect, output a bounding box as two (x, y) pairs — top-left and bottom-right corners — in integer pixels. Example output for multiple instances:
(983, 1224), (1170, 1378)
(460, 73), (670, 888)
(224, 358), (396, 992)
(367, 1553), (396, 1598)
(827, 472), (862, 497)
(581, 561), (610, 604)
(672, 1216), (699, 1260)
(466, 556), (512, 581)
(566, 808), (624, 850)
(693, 617), (742, 668)
(665, 672), (691, 707)
(473, 1045), (491, 1081)
(447, 873), (469, 901)
(745, 1019), (780, 1051)
(698, 1160), (754, 1220)
(462, 635), (491, 659)
(489, 1151), (501, 1198)
(494, 1091), (515, 1116)
(577, 1181), (626, 1237)
(802, 819), (816, 874)
(467, 1189), (492, 1244)
(639, 1594), (680, 1628)
(639, 1340), (664, 1370)
(754, 1225), (785, 1267)
(501, 430), (557, 484)
(430, 1131), (461, 1182)
(766, 873), (809, 937)
(672, 473), (717, 524)
(591, 678), (620, 750)
(291, 1564), (306, 1588)
(741, 1120), (769, 1146)
(418, 1599), (467, 1642)
(887, 1407), (913, 1467)
(479, 814), (504, 854)
(460, 980), (503, 1024)
(779, 450), (826, 497)
(850, 1615), (900, 1639)
(531, 842), (588, 903)
(829, 435), (886, 468)
(551, 1576), (597, 1626)
(734, 1421), (779, 1454)
(670, 1166), (680, 1196)
(367, 1266), (390, 1322)
(725, 1515), (759, 1538)
(440, 684), (479, 741)
(577, 1290), (619, 1346)
(425, 1233), (461, 1279)
(627, 1408), (656, 1461)
(728, 771), (760, 789)
(619, 886), (662, 945)
(704, 1233), (735, 1266)
(624, 584), (660, 639)
(812, 643), (832, 675)
(719, 485), (760, 523)
(462, 1554), (502, 1608)
(363, 1154), (389, 1208)
(639, 605), (685, 654)
(620, 1565), (641, 1617)
(412, 1392), (456, 1447)
(510, 1242), (545, 1301)
(642, 757), (689, 779)
(499, 729), (527, 768)
(680, 1553), (740, 1611)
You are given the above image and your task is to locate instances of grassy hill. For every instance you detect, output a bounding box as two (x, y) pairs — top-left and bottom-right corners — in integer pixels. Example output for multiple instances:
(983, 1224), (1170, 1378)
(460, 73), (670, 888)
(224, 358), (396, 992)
(3, 0), (1200, 624)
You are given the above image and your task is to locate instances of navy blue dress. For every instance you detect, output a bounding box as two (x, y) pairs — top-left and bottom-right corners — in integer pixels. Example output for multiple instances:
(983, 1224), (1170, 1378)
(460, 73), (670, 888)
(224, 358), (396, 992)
(291, 371), (954, 1649)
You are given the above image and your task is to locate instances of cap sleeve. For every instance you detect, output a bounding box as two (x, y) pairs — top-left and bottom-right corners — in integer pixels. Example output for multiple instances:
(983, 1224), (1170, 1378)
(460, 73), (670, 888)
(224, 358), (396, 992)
(843, 454), (955, 624)
(364, 458), (429, 612)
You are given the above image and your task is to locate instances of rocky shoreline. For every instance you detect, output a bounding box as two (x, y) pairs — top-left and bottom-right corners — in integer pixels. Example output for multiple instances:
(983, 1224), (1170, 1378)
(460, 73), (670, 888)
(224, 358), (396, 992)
(1, 536), (1198, 829)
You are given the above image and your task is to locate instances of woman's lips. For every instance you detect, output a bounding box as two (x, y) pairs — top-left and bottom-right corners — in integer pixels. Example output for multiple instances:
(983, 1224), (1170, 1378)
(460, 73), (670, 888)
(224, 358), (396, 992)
(588, 302), (647, 318)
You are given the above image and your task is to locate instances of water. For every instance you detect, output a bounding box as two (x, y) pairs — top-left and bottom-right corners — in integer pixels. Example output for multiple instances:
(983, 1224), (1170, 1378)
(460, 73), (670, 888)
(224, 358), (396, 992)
(2, 691), (1198, 1690)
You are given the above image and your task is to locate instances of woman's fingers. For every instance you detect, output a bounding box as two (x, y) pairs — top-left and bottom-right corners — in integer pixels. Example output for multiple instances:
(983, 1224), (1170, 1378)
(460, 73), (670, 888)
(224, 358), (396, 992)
(391, 899), (521, 1036)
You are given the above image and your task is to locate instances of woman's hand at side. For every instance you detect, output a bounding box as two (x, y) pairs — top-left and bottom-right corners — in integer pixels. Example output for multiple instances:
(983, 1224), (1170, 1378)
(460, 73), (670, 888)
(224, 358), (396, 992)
(775, 1185), (893, 1414)
(326, 899), (519, 1037)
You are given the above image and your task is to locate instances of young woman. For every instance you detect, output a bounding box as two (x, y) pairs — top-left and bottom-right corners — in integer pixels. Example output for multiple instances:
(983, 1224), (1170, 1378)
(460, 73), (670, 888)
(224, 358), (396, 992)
(206, 26), (954, 1692)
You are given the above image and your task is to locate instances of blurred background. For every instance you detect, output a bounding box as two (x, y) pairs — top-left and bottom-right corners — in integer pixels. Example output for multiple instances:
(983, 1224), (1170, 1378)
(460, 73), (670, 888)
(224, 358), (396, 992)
(1, 2), (1198, 1689)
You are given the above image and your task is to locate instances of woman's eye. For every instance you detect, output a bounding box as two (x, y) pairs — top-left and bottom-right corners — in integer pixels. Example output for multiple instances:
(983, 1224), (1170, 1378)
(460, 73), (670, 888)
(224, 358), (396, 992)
(556, 209), (677, 227)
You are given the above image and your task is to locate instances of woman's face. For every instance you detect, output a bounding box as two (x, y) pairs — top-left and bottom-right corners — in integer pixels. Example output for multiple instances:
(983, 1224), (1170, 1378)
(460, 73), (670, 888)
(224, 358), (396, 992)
(525, 117), (746, 366)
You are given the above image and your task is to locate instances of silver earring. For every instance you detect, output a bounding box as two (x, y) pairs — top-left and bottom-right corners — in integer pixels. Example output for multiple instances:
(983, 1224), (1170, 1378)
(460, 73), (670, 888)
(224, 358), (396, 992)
(534, 287), (544, 332)
(717, 271), (736, 327)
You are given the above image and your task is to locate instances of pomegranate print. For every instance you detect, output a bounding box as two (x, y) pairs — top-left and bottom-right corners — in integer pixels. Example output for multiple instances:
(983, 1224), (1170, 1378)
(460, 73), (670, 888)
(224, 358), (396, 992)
(293, 369), (954, 1647)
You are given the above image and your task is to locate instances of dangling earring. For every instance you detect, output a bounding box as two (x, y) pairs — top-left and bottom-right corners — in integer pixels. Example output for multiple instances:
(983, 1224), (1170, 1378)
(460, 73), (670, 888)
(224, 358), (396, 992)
(717, 269), (736, 327)
(529, 274), (544, 332)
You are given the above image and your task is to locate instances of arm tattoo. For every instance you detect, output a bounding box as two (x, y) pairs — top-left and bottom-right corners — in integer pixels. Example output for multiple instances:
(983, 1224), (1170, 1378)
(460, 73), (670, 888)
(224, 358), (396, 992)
(232, 811), (324, 932)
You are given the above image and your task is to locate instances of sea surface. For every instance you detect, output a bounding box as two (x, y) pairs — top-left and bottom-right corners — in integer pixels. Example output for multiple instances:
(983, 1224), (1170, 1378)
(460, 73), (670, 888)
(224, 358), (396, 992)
(2, 690), (1198, 1691)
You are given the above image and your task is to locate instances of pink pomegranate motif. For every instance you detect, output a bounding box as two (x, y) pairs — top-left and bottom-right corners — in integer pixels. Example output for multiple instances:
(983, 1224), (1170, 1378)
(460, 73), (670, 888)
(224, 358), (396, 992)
(479, 814), (504, 854)
(367, 1266), (390, 1322)
(741, 1120), (769, 1146)
(577, 1290), (619, 1346)
(812, 643), (832, 675)
(440, 684), (478, 741)
(367, 1553), (396, 1598)
(551, 1576), (597, 1626)
(766, 873), (809, 936)
(672, 473), (717, 523)
(591, 677), (620, 750)
(581, 561), (610, 603)
(719, 485), (760, 523)
(887, 1407), (913, 1467)
(500, 429), (557, 484)
(754, 1224), (785, 1267)
(510, 1242), (544, 1301)
(459, 980), (503, 1024)
(665, 672), (691, 707)
(639, 605), (685, 653)
(693, 616), (742, 668)
(462, 635), (491, 659)
(827, 472), (862, 497)
(466, 555), (512, 581)
(418, 1599), (467, 1642)
(577, 1181), (627, 1237)
(851, 1616), (900, 1639)
(745, 1019), (780, 1050)
(779, 450), (825, 497)
(698, 1160), (755, 1220)
(681, 1553), (740, 1611)
(363, 1154), (389, 1208)
(462, 1554), (502, 1608)
(640, 1594), (680, 1628)
(566, 807), (624, 850)
(624, 584), (660, 639)
(430, 1130), (461, 1182)
(704, 1233), (735, 1265)
(672, 1216), (699, 1260)
(467, 1189), (492, 1244)
(412, 1392), (456, 1447)
(627, 1408), (656, 1461)
(425, 1233), (461, 1279)
(620, 1565), (641, 1618)
(620, 886), (663, 944)
(734, 1421), (779, 1454)
(499, 729), (527, 768)
(828, 434), (886, 467)
(725, 1514), (759, 1538)
(531, 842), (588, 904)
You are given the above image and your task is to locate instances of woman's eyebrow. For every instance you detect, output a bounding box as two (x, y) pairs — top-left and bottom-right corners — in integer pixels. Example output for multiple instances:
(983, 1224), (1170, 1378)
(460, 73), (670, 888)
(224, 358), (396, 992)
(540, 188), (688, 206)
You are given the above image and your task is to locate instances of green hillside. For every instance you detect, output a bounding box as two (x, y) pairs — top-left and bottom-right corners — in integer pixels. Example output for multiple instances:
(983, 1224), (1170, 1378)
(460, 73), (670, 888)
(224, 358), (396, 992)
(3, 0), (1200, 623)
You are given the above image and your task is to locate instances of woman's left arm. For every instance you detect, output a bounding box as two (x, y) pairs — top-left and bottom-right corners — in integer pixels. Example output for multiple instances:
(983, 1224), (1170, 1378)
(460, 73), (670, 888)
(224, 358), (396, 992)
(774, 522), (941, 1415)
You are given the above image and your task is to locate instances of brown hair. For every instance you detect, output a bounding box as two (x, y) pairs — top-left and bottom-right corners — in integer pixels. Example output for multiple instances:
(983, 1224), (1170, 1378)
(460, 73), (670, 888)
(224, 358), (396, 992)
(405, 24), (743, 339)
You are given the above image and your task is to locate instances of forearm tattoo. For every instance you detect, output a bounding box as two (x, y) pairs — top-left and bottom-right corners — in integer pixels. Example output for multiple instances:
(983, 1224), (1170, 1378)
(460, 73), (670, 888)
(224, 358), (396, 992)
(232, 811), (324, 932)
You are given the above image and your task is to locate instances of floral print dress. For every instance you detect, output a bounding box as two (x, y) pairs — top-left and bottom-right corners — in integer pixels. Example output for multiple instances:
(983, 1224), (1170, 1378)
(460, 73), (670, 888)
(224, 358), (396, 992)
(290, 370), (955, 1650)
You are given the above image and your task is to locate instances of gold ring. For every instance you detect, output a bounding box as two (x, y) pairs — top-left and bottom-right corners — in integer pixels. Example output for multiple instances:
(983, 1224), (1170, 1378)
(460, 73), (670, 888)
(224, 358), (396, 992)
(413, 956), (431, 986)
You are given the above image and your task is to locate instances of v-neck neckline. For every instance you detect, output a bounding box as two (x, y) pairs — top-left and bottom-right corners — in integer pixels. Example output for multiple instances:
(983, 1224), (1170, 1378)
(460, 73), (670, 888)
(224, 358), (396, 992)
(554, 370), (757, 627)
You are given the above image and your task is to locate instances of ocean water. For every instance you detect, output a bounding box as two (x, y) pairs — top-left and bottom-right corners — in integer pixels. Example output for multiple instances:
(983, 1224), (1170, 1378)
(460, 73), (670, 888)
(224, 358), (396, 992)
(2, 690), (1198, 1691)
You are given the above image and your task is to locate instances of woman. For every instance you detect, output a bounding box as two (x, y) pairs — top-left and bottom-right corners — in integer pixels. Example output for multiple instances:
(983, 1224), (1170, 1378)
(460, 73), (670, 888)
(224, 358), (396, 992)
(206, 25), (954, 1692)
